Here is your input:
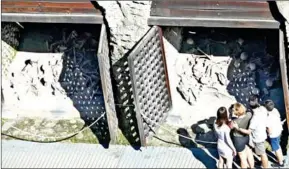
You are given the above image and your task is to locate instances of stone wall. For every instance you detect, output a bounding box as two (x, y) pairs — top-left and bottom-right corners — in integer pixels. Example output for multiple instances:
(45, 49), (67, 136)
(97, 1), (151, 64)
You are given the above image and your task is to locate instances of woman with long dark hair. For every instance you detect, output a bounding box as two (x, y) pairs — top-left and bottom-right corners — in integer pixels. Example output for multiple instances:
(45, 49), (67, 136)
(214, 107), (236, 168)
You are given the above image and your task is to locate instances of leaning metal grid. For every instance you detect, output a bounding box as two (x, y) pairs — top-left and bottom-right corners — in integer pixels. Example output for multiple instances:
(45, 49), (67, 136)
(128, 26), (172, 144)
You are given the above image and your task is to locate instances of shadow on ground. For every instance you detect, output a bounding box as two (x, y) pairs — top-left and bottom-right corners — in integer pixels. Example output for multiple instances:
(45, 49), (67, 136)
(191, 117), (218, 149)
(177, 128), (218, 169)
(57, 24), (111, 148)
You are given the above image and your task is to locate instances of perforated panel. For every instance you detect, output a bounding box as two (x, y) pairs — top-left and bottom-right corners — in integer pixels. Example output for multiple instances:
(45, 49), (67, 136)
(59, 42), (109, 144)
(97, 24), (118, 142)
(112, 57), (141, 145)
(57, 24), (114, 145)
(128, 26), (172, 146)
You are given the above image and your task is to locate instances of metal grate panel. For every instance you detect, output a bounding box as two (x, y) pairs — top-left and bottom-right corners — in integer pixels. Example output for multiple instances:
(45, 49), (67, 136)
(112, 58), (141, 145)
(128, 26), (172, 146)
(97, 24), (118, 143)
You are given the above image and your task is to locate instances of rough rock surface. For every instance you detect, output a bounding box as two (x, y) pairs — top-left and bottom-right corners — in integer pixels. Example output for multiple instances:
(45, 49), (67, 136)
(276, 2), (289, 50)
(162, 37), (236, 126)
(97, 1), (151, 64)
(176, 54), (231, 105)
(2, 52), (80, 118)
(276, 1), (289, 21)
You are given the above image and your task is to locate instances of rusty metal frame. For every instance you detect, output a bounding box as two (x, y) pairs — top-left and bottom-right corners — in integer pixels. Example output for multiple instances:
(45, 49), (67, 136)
(1, 13), (103, 24)
(279, 29), (289, 128)
(97, 24), (118, 143)
(148, 0), (280, 29)
(148, 17), (279, 29)
(159, 27), (172, 101)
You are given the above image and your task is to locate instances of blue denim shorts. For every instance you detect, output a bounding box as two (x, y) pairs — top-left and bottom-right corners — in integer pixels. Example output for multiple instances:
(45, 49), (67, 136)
(270, 136), (281, 151)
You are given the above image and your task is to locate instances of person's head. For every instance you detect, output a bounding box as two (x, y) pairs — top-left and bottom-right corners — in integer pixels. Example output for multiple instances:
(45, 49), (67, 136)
(216, 107), (229, 127)
(233, 102), (246, 117)
(249, 95), (260, 109)
(264, 100), (275, 111)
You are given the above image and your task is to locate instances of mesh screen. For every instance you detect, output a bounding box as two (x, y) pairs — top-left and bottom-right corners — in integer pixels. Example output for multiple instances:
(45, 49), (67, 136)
(128, 26), (172, 144)
(57, 27), (110, 144)
(97, 25), (118, 142)
(112, 57), (141, 145)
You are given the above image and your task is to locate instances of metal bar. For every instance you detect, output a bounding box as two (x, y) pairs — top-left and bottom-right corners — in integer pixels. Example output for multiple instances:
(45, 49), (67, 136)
(2, 1), (96, 9)
(97, 24), (118, 143)
(151, 8), (274, 19)
(2, 0), (90, 2)
(279, 29), (289, 128)
(157, 26), (172, 109)
(2, 7), (99, 13)
(148, 16), (280, 29)
(152, 0), (270, 11)
(2, 13), (103, 24)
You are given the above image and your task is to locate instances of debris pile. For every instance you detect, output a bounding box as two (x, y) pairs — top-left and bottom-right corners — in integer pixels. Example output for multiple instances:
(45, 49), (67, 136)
(1, 23), (21, 49)
(177, 29), (284, 110)
(176, 53), (231, 105)
(2, 23), (106, 119)
(3, 53), (65, 105)
(56, 28), (105, 120)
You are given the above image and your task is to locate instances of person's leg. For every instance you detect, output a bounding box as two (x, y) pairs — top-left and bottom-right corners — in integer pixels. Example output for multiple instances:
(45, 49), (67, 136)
(225, 157), (233, 169)
(255, 142), (268, 168)
(238, 151), (248, 168)
(218, 156), (224, 169)
(245, 146), (255, 168)
(260, 153), (269, 168)
(275, 148), (284, 165)
(270, 137), (284, 166)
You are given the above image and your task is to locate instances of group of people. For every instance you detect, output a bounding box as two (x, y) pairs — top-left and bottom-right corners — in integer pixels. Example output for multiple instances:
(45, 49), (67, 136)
(214, 95), (285, 168)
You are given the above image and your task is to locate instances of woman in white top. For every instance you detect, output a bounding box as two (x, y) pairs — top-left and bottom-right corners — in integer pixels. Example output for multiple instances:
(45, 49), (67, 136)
(214, 107), (237, 168)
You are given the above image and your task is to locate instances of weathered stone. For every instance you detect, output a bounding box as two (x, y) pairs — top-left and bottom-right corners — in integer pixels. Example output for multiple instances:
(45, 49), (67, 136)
(2, 121), (14, 132)
(76, 133), (84, 140)
(72, 125), (78, 129)
(97, 1), (151, 64)
(70, 119), (77, 124)
(30, 126), (36, 131)
(176, 52), (231, 105)
(42, 128), (54, 135)
(45, 122), (56, 128)
(12, 130), (20, 136)
(276, 2), (289, 21)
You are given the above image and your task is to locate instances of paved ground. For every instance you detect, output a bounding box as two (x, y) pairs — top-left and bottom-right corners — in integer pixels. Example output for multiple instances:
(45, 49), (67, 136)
(2, 140), (218, 168)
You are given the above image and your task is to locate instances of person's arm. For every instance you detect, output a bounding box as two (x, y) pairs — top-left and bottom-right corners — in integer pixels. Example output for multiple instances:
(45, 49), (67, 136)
(266, 127), (272, 135)
(236, 127), (252, 135)
(232, 121), (252, 135)
(266, 115), (272, 135)
(225, 127), (236, 153)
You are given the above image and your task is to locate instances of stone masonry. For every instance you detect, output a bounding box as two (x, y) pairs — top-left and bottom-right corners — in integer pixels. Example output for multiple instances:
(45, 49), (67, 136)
(97, 1), (151, 64)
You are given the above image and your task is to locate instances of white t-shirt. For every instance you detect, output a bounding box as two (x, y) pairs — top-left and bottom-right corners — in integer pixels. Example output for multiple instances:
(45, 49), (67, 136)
(249, 106), (268, 143)
(266, 108), (283, 138)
